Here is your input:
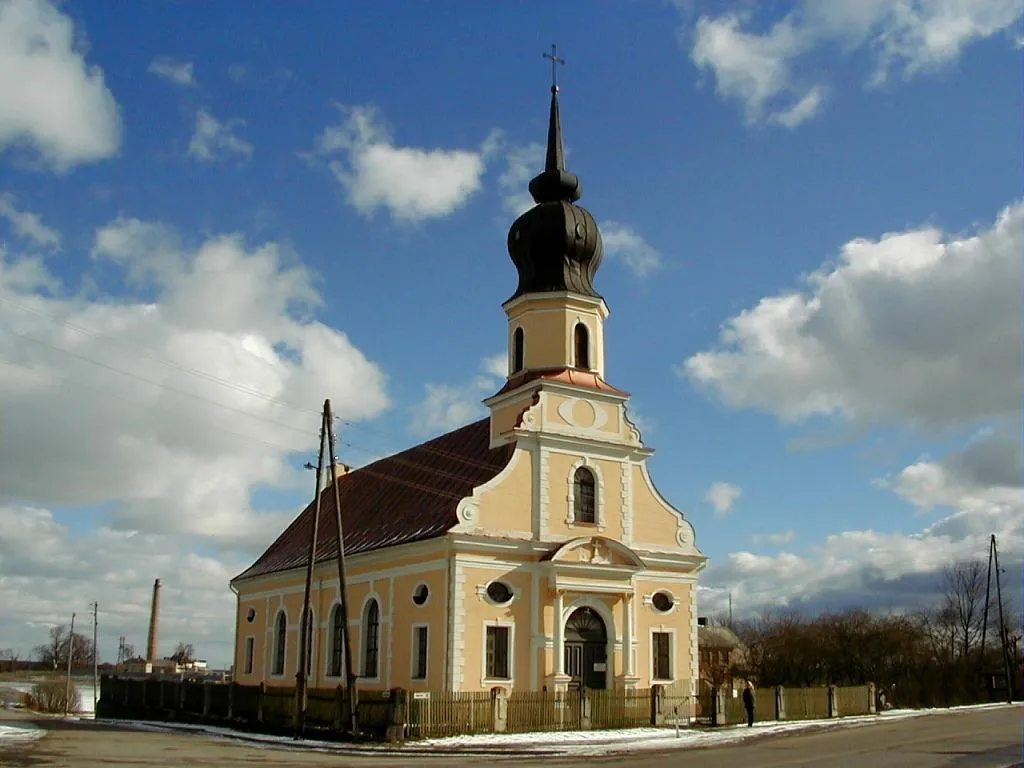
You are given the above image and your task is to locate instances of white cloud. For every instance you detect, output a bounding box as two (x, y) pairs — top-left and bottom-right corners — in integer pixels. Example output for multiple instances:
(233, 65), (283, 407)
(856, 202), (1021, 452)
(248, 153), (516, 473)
(481, 352), (507, 379)
(148, 56), (196, 87)
(498, 142), (544, 217)
(687, 1), (1024, 125)
(751, 530), (797, 545)
(0, 218), (389, 542)
(0, 505), (245, 666)
(0, 193), (60, 248)
(314, 105), (500, 223)
(690, 12), (822, 127)
(0, 0), (121, 171)
(680, 201), (1024, 430)
(188, 109), (253, 163)
(705, 481), (742, 516)
(0, 216), (392, 661)
(601, 221), (663, 278)
(702, 431), (1023, 615)
(409, 355), (507, 435)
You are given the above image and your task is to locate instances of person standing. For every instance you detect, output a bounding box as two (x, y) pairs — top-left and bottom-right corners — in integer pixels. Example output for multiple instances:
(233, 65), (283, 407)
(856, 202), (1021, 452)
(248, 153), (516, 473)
(742, 682), (755, 727)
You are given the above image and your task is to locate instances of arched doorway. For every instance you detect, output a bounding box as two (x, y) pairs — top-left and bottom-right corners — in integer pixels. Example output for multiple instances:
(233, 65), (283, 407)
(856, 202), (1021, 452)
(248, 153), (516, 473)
(564, 607), (607, 690)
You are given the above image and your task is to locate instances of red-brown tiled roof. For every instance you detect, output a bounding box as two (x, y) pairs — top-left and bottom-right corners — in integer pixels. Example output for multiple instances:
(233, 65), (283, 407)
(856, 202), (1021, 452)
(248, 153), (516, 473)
(493, 367), (629, 398)
(232, 418), (514, 582)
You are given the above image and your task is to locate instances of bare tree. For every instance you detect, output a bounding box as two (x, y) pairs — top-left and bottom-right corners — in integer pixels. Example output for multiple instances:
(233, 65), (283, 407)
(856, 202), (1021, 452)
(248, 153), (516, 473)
(942, 560), (986, 659)
(32, 625), (94, 669)
(169, 642), (195, 664)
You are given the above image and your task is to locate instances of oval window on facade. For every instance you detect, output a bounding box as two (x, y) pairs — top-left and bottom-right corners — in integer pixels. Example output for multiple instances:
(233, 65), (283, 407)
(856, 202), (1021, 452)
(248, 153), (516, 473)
(412, 584), (429, 605)
(486, 581), (514, 605)
(652, 591), (674, 613)
(246, 607), (256, 623)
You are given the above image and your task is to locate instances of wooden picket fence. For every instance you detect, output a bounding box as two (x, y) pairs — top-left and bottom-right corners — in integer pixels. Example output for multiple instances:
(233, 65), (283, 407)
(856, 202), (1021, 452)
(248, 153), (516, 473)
(406, 690), (493, 739)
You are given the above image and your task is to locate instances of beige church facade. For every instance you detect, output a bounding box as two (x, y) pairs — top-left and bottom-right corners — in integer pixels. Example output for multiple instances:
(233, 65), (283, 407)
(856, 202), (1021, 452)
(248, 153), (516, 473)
(229, 85), (707, 696)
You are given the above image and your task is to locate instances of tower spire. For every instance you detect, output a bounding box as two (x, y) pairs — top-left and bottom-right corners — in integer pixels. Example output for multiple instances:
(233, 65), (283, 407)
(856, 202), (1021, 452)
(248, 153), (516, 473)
(529, 45), (581, 204)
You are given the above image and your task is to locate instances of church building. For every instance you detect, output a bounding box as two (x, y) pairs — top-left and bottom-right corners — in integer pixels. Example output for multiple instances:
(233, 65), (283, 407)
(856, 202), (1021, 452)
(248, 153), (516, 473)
(229, 82), (706, 695)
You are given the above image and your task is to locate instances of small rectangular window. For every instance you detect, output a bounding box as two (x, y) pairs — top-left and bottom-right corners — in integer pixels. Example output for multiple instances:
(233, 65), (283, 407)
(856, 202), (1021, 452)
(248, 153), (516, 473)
(653, 632), (671, 680)
(486, 626), (510, 680)
(413, 626), (428, 680)
(244, 637), (254, 675)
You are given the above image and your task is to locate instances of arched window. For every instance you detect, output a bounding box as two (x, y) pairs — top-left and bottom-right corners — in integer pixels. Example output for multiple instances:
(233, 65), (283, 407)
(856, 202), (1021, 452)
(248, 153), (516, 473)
(512, 327), (524, 373)
(362, 599), (380, 678)
(574, 323), (590, 369)
(574, 467), (596, 524)
(329, 604), (344, 677)
(272, 610), (287, 675)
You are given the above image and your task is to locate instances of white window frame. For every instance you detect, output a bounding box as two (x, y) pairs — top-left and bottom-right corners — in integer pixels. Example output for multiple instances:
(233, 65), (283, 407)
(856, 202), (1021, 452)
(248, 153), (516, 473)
(649, 627), (676, 683)
(410, 623), (429, 682)
(481, 620), (515, 686)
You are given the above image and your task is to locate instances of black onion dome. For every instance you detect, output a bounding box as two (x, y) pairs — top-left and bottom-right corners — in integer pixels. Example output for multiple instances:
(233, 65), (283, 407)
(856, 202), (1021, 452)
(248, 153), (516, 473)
(507, 87), (604, 301)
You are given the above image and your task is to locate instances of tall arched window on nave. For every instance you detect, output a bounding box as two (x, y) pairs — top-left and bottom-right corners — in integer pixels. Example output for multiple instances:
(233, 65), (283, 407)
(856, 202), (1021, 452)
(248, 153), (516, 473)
(362, 599), (380, 678)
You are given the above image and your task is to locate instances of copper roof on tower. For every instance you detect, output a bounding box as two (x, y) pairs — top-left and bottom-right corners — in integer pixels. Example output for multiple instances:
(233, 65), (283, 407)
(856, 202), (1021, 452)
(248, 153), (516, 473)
(232, 418), (514, 582)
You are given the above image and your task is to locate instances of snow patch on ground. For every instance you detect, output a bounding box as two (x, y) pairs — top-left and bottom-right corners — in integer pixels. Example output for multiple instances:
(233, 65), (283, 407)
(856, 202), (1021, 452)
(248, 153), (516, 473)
(0, 723), (46, 745)
(100, 702), (1020, 756)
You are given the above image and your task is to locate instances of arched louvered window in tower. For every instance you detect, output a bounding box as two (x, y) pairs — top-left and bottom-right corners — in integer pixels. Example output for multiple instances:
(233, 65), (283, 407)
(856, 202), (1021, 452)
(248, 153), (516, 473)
(574, 323), (590, 369)
(513, 327), (525, 373)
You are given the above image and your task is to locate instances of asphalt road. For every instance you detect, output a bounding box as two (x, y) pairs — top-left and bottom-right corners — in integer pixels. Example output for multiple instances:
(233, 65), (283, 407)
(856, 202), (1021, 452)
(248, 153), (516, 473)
(0, 705), (1020, 767)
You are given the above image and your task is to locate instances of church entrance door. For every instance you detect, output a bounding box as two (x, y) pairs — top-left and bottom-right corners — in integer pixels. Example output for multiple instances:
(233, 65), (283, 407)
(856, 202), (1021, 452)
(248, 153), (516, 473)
(564, 607), (607, 690)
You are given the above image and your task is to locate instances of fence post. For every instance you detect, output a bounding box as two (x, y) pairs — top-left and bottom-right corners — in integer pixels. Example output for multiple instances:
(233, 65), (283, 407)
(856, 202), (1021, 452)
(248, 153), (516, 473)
(650, 684), (664, 726)
(491, 686), (509, 733)
(333, 685), (346, 732)
(827, 685), (838, 718)
(256, 681), (265, 724)
(385, 688), (407, 743)
(202, 682), (213, 718)
(775, 686), (786, 721)
(579, 687), (592, 730)
(867, 683), (876, 714)
(177, 680), (186, 714)
(227, 682), (235, 721)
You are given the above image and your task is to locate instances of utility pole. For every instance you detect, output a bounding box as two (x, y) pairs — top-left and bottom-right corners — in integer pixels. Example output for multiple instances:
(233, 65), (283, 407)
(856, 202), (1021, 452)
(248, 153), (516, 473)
(728, 593), (733, 627)
(326, 401), (359, 738)
(294, 406), (327, 739)
(91, 602), (99, 714)
(992, 535), (1013, 703)
(64, 611), (76, 717)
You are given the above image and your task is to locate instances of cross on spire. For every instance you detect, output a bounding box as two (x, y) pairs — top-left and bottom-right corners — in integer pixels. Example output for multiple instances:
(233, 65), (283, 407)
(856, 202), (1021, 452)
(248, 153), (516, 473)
(542, 44), (565, 92)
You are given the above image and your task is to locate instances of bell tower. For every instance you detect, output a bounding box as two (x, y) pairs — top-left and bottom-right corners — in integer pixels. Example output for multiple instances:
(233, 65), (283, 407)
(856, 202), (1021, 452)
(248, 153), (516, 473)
(503, 79), (608, 381)
(486, 66), (636, 448)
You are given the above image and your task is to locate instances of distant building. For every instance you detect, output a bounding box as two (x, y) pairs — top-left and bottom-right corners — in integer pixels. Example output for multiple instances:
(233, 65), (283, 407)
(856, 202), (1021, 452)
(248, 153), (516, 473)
(697, 620), (747, 694)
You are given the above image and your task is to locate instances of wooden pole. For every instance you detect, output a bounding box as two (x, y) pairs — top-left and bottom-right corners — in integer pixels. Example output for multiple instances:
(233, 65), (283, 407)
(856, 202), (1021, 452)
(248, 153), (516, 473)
(325, 401), (360, 738)
(991, 535), (1013, 703)
(64, 612), (76, 717)
(294, 405), (328, 739)
(92, 602), (99, 714)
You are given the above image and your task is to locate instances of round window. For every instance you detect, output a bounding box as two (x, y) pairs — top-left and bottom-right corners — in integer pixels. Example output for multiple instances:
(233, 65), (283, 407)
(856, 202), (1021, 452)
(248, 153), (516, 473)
(246, 608), (256, 623)
(412, 584), (429, 605)
(651, 591), (674, 613)
(486, 581), (514, 605)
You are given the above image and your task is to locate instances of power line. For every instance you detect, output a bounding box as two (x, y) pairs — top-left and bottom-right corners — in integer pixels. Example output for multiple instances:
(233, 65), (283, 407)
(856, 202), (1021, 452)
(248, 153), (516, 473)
(0, 295), (323, 418)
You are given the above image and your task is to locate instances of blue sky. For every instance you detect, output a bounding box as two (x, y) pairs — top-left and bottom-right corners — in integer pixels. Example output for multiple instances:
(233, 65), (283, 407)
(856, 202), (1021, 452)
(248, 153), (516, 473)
(0, 0), (1021, 667)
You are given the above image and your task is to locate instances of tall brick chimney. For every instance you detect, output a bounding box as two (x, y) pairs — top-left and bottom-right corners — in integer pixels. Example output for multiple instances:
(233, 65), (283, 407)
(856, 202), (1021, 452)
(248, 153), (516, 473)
(146, 578), (161, 662)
